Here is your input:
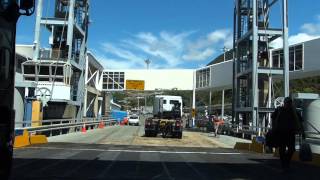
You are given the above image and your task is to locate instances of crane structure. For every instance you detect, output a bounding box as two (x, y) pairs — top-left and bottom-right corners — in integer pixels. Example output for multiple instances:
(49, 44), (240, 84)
(22, 0), (89, 120)
(233, 0), (289, 134)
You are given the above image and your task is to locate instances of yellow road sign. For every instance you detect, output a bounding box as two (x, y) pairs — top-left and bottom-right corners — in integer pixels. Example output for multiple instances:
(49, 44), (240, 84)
(192, 109), (196, 117)
(126, 80), (145, 90)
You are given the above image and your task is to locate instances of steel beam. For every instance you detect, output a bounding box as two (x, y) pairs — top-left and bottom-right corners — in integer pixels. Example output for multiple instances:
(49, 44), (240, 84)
(33, 0), (43, 61)
(283, 0), (290, 97)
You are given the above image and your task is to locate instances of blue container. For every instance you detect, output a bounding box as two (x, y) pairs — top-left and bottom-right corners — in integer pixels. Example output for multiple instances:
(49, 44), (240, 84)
(23, 99), (32, 127)
(256, 136), (265, 144)
(111, 110), (127, 122)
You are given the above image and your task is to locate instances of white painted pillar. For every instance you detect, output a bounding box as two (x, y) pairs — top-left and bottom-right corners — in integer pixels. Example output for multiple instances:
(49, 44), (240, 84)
(33, 0), (43, 61)
(221, 90), (225, 120)
(192, 70), (196, 127)
(209, 90), (212, 114)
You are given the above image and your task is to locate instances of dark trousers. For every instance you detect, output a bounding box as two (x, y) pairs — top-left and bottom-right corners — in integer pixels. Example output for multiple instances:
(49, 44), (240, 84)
(278, 132), (296, 168)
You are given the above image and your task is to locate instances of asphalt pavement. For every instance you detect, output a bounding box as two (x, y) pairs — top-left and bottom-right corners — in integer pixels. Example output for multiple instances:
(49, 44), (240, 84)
(11, 117), (320, 180)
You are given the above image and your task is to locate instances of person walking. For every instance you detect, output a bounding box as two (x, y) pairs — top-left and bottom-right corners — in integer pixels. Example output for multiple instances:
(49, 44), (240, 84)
(271, 97), (304, 169)
(214, 116), (224, 137)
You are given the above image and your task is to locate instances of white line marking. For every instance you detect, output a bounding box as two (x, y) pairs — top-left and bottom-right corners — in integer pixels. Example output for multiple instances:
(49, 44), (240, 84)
(161, 161), (174, 180)
(23, 146), (243, 155)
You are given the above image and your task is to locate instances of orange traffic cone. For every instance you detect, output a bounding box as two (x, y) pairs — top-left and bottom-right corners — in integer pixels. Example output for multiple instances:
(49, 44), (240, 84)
(98, 121), (104, 129)
(81, 123), (87, 133)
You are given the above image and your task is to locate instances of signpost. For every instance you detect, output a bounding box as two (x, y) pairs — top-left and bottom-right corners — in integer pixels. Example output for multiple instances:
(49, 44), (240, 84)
(126, 80), (145, 91)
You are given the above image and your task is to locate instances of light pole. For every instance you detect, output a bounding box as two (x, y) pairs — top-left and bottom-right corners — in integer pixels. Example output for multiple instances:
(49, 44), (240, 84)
(221, 46), (230, 120)
(144, 59), (151, 69)
(137, 96), (144, 114)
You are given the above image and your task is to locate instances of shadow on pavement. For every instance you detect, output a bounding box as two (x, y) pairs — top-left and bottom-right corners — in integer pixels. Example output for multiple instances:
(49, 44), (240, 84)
(11, 157), (319, 180)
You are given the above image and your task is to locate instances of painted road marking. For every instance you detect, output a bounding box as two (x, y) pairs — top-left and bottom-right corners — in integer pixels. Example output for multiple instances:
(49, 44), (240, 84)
(24, 146), (243, 155)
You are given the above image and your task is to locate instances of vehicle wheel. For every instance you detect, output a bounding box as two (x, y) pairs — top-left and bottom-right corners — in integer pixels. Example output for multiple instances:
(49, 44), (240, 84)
(154, 131), (158, 137)
(145, 131), (150, 137)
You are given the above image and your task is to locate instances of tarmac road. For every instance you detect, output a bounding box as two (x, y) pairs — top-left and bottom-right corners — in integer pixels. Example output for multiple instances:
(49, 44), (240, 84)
(11, 116), (320, 180)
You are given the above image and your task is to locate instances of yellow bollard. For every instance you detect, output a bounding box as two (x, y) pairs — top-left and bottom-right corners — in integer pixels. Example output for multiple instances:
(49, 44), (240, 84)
(14, 130), (30, 148)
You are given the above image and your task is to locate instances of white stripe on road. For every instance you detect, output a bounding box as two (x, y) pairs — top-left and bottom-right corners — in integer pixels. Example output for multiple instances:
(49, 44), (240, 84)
(23, 146), (243, 155)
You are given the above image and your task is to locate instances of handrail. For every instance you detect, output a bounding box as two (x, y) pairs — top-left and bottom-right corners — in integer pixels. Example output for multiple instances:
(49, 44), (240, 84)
(15, 117), (117, 136)
(304, 120), (320, 135)
(15, 116), (113, 125)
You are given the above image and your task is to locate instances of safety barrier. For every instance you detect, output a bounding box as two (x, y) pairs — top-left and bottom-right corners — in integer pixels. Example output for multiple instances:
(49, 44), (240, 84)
(15, 117), (117, 137)
(13, 117), (117, 148)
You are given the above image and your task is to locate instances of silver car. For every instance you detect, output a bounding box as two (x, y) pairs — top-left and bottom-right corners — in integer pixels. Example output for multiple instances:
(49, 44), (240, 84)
(128, 115), (140, 126)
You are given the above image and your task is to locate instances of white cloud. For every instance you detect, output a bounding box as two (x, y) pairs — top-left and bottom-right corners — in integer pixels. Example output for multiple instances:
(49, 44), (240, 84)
(289, 33), (319, 45)
(207, 29), (231, 43)
(182, 48), (215, 61)
(97, 29), (232, 69)
(271, 15), (320, 49)
(100, 58), (135, 69)
(301, 23), (320, 35)
(101, 43), (142, 62)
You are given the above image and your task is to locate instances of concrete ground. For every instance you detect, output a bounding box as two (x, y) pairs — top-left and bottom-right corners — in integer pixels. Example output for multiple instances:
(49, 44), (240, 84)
(11, 116), (320, 180)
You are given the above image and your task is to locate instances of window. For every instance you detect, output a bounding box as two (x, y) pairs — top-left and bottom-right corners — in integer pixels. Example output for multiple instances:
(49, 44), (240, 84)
(279, 50), (283, 68)
(39, 66), (50, 75)
(295, 45), (303, 70)
(289, 47), (294, 71)
(272, 44), (304, 72)
(272, 53), (279, 68)
(102, 71), (125, 90)
(170, 100), (179, 105)
(196, 68), (210, 88)
(24, 65), (36, 74)
(163, 100), (167, 104)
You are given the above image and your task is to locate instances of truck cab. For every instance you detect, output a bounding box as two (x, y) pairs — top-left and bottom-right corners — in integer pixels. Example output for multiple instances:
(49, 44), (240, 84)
(145, 95), (183, 138)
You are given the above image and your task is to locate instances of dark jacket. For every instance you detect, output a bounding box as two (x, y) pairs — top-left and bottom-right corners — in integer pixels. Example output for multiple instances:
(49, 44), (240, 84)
(271, 107), (303, 134)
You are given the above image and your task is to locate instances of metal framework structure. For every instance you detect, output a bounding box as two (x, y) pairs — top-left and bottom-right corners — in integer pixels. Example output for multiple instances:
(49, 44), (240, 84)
(83, 52), (104, 117)
(102, 71), (125, 91)
(21, 0), (89, 120)
(233, 0), (289, 133)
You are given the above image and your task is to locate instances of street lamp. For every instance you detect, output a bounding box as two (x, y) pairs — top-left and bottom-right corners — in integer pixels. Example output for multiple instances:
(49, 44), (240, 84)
(137, 96), (144, 114)
(144, 59), (151, 69)
(222, 46), (230, 62)
(220, 46), (230, 120)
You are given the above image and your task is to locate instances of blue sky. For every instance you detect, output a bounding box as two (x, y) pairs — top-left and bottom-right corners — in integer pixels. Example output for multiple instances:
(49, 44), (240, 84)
(17, 0), (320, 69)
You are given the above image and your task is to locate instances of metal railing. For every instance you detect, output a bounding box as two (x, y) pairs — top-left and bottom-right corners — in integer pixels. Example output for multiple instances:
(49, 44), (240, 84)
(15, 117), (117, 137)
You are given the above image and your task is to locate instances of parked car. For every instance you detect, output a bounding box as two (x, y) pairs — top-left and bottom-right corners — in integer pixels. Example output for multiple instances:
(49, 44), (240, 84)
(128, 115), (140, 126)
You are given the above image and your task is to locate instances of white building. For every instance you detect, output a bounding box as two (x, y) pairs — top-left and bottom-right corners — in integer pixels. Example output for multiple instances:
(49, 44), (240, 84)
(102, 69), (194, 91)
(196, 38), (320, 92)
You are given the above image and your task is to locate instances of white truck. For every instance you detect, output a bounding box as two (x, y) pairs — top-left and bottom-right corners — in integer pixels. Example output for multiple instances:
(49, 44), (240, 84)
(153, 95), (183, 117)
(145, 95), (183, 138)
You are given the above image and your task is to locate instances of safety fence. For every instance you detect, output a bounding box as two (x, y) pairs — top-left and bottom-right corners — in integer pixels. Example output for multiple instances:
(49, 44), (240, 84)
(15, 117), (117, 137)
(187, 120), (320, 146)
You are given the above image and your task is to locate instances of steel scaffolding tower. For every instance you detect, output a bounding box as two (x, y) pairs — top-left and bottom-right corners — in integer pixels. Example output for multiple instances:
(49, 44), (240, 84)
(23, 0), (89, 120)
(233, 0), (289, 134)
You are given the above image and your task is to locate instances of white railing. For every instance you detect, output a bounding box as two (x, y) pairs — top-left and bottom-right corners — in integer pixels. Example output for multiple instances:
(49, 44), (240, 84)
(15, 117), (117, 137)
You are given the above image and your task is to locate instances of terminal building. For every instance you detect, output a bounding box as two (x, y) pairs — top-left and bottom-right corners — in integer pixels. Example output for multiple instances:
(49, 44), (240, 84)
(195, 37), (320, 127)
(102, 69), (194, 91)
(15, 31), (320, 126)
(196, 37), (320, 93)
